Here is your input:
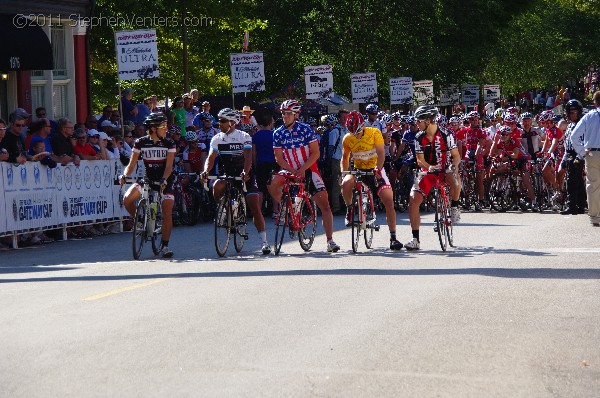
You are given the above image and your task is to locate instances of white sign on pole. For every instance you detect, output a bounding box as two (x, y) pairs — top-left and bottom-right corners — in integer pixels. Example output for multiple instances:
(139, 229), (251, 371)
(413, 80), (434, 105)
(230, 52), (266, 93)
(351, 73), (378, 103)
(0, 163), (5, 234)
(390, 77), (413, 105)
(461, 84), (480, 106)
(483, 85), (501, 102)
(439, 84), (459, 106)
(115, 30), (160, 80)
(304, 65), (334, 99)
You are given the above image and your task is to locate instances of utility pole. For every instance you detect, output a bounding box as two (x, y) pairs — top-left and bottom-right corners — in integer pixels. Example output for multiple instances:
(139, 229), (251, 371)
(181, 0), (189, 93)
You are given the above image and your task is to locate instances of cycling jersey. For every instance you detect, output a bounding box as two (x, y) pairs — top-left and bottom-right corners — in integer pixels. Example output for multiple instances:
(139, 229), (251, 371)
(521, 128), (542, 158)
(401, 129), (418, 159)
(182, 147), (204, 173)
(414, 128), (456, 170)
(465, 127), (486, 150)
(364, 119), (386, 133)
(209, 129), (252, 176)
(342, 126), (384, 170)
(273, 121), (318, 170)
(196, 127), (218, 151)
(511, 127), (523, 141)
(546, 126), (565, 158)
(132, 135), (176, 182)
(496, 138), (526, 159)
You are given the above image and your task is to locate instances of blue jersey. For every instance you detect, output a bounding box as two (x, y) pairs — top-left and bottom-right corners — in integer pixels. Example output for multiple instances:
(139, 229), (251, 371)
(402, 129), (418, 159)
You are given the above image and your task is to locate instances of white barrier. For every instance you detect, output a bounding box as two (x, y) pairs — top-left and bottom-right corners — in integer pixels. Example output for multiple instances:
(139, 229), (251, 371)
(0, 160), (144, 236)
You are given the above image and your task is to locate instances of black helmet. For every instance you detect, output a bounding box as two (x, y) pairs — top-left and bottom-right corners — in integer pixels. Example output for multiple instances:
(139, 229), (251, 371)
(413, 105), (439, 122)
(143, 112), (167, 127)
(565, 99), (583, 113)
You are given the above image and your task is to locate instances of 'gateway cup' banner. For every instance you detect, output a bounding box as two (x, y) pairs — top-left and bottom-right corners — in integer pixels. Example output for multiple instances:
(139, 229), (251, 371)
(390, 77), (413, 105)
(304, 65), (334, 99)
(230, 52), (266, 93)
(351, 73), (378, 103)
(115, 29), (160, 80)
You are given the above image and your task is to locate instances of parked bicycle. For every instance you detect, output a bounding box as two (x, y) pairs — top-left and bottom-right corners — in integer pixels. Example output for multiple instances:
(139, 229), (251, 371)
(273, 172), (317, 255)
(204, 175), (248, 257)
(121, 177), (163, 260)
(342, 170), (380, 253)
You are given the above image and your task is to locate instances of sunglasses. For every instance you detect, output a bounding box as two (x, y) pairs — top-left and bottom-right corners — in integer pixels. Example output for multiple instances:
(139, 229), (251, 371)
(14, 123), (25, 127)
(416, 119), (425, 123)
(219, 119), (230, 123)
(281, 111), (295, 115)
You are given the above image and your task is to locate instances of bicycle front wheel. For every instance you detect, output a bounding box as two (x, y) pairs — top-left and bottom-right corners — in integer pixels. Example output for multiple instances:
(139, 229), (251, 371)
(435, 188), (448, 252)
(151, 204), (162, 255)
(214, 196), (230, 257)
(274, 195), (289, 255)
(234, 195), (247, 253)
(351, 191), (362, 253)
(132, 199), (147, 260)
(298, 196), (316, 251)
(364, 190), (374, 249)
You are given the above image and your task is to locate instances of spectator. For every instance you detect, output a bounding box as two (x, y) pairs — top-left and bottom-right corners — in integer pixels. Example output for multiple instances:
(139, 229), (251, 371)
(133, 124), (145, 138)
(100, 119), (115, 136)
(73, 129), (100, 160)
(546, 92), (555, 110)
(190, 88), (200, 107)
(570, 90), (600, 226)
(252, 106), (279, 217)
(0, 118), (9, 162)
(97, 105), (112, 127)
(183, 94), (198, 130)
(85, 114), (98, 132)
(122, 125), (134, 157)
(200, 101), (215, 123)
(50, 118), (80, 166)
(110, 110), (122, 130)
(136, 97), (152, 126)
(150, 95), (160, 112)
(120, 88), (138, 125)
(3, 114), (28, 164)
(99, 131), (118, 160)
(113, 135), (130, 165)
(29, 140), (57, 168)
(35, 107), (58, 135)
(27, 118), (65, 164)
(171, 96), (186, 132)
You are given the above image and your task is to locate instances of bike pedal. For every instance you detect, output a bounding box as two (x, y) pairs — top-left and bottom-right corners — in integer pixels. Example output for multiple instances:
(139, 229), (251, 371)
(373, 225), (380, 231)
(243, 234), (249, 240)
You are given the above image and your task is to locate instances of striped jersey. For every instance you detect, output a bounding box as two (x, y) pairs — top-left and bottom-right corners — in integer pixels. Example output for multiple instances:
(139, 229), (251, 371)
(209, 129), (252, 176)
(273, 121), (318, 170)
(132, 135), (176, 181)
(414, 128), (456, 170)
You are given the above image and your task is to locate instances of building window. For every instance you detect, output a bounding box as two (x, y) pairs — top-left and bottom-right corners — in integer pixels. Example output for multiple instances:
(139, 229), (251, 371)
(52, 25), (67, 78)
(32, 85), (46, 114)
(53, 84), (67, 118)
(31, 70), (45, 80)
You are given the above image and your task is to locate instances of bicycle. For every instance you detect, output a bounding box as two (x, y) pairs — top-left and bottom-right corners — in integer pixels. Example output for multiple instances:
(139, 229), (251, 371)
(393, 159), (414, 213)
(459, 159), (478, 210)
(418, 169), (454, 251)
(173, 171), (200, 226)
(342, 170), (381, 253)
(488, 158), (530, 212)
(273, 172), (317, 255)
(204, 175), (248, 257)
(121, 177), (163, 260)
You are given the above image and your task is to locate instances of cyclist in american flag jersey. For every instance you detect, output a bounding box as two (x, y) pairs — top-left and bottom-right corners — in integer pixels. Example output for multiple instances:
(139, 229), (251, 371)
(268, 99), (340, 253)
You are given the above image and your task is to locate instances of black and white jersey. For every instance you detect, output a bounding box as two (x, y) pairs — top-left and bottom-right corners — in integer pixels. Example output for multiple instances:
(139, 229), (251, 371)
(209, 129), (252, 176)
(132, 135), (176, 181)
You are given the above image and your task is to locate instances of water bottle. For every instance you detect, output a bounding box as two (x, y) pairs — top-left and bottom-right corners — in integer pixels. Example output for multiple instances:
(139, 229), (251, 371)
(150, 202), (157, 220)
(294, 196), (302, 214)
(148, 202), (157, 234)
(231, 199), (239, 219)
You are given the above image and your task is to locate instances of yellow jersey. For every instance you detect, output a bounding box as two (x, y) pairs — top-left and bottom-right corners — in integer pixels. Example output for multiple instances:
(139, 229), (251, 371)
(342, 126), (384, 170)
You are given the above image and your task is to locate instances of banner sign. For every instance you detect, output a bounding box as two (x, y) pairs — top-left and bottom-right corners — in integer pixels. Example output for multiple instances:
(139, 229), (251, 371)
(484, 84), (501, 102)
(115, 29), (160, 80)
(351, 73), (378, 103)
(0, 164), (5, 233)
(230, 52), (266, 93)
(304, 65), (334, 99)
(439, 84), (459, 106)
(413, 80), (434, 105)
(390, 77), (413, 105)
(461, 84), (480, 106)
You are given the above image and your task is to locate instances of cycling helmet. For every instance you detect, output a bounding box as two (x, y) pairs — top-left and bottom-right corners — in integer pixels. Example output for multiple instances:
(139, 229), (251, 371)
(168, 124), (182, 136)
(185, 131), (198, 142)
(520, 112), (533, 120)
(467, 111), (480, 119)
(413, 105), (439, 121)
(324, 114), (338, 125)
(381, 114), (393, 125)
(493, 108), (505, 120)
(365, 104), (379, 114)
(198, 112), (212, 121)
(498, 125), (512, 135)
(565, 99), (583, 113)
(538, 110), (554, 123)
(143, 112), (167, 127)
(377, 110), (386, 119)
(297, 116), (305, 123)
(217, 108), (241, 123)
(436, 114), (447, 126)
(503, 113), (519, 123)
(506, 106), (519, 114)
(401, 115), (412, 124)
(345, 111), (365, 135)
(307, 116), (317, 124)
(553, 114), (562, 123)
(280, 99), (302, 114)
(449, 116), (461, 124)
(408, 116), (417, 124)
(392, 112), (402, 119)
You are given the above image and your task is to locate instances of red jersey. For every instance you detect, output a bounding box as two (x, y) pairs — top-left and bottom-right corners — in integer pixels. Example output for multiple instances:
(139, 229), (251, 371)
(497, 138), (525, 159)
(465, 127), (486, 150)
(414, 129), (456, 170)
(545, 126), (565, 158)
(510, 127), (523, 141)
(455, 127), (468, 143)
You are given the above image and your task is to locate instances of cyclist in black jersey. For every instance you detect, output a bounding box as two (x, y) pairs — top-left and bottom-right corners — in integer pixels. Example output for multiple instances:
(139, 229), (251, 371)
(119, 113), (176, 258)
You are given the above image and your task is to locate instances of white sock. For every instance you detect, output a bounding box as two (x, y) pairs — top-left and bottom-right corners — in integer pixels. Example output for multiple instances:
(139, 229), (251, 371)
(259, 231), (267, 244)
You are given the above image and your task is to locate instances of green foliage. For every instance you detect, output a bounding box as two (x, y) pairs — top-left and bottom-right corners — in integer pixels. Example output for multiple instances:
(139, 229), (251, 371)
(89, 0), (599, 110)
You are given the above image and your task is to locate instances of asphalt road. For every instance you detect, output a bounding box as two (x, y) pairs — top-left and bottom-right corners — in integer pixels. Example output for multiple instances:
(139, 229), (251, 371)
(1, 209), (599, 397)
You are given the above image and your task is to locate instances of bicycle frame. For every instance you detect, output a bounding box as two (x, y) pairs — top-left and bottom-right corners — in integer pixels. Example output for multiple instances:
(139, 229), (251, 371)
(342, 170), (380, 253)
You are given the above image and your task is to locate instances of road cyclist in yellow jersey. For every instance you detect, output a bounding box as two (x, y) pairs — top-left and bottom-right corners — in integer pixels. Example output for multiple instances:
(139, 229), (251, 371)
(340, 111), (403, 250)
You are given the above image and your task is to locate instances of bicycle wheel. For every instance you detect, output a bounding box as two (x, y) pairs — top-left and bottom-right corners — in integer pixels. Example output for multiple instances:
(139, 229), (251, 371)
(182, 190), (199, 226)
(489, 174), (514, 212)
(434, 188), (448, 251)
(364, 190), (374, 249)
(274, 195), (289, 255)
(214, 196), (230, 257)
(351, 191), (362, 253)
(151, 204), (162, 255)
(234, 195), (247, 253)
(132, 199), (147, 260)
(445, 195), (454, 248)
(298, 196), (316, 251)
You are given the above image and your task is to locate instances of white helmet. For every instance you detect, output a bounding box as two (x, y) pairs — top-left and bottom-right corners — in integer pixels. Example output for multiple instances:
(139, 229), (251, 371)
(217, 108), (240, 124)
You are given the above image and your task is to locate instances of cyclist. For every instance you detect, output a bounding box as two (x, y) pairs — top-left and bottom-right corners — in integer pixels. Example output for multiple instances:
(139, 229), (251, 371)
(119, 112), (175, 258)
(193, 112), (218, 166)
(463, 111), (486, 211)
(268, 99), (340, 253)
(182, 131), (204, 173)
(540, 110), (565, 204)
(200, 108), (271, 255)
(520, 112), (543, 159)
(404, 106), (461, 250)
(364, 104), (386, 133)
(340, 111), (403, 250)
